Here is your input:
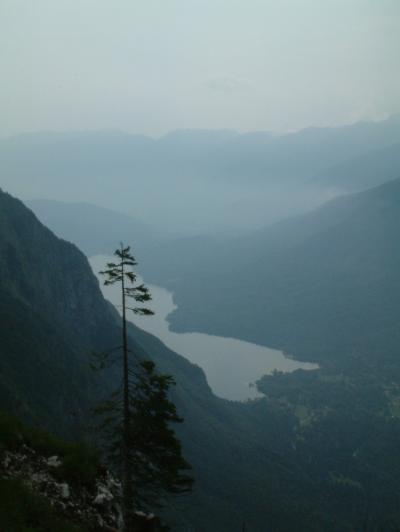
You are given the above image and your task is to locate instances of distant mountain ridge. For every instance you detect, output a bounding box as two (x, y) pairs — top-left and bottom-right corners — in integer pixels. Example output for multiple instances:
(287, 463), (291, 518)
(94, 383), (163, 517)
(26, 199), (158, 256)
(2, 115), (400, 234)
(3, 116), (399, 184)
(310, 141), (400, 192)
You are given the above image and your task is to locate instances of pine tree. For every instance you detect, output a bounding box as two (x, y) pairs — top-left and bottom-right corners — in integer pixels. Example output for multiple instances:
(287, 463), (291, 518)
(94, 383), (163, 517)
(98, 244), (192, 531)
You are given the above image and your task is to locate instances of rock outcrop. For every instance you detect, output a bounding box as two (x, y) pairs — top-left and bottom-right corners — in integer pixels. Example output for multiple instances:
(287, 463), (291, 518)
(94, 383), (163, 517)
(1, 443), (121, 531)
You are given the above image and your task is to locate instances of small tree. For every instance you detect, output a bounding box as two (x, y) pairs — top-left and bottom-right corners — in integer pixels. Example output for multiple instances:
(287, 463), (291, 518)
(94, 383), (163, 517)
(98, 244), (192, 531)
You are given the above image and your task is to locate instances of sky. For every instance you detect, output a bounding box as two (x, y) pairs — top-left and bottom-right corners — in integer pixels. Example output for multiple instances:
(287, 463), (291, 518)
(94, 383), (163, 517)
(1, 0), (399, 137)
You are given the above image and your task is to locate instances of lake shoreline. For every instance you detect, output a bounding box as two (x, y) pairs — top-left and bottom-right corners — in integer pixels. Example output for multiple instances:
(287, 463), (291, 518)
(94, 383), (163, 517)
(90, 255), (319, 402)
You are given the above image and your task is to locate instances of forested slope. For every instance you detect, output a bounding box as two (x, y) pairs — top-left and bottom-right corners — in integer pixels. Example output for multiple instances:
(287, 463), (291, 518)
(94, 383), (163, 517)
(154, 178), (400, 369)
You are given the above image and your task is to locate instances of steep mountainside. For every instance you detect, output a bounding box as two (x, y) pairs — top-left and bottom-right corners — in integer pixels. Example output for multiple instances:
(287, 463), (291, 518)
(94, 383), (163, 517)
(310, 141), (400, 193)
(0, 191), (114, 343)
(0, 188), (318, 531)
(24, 175), (400, 370)
(1, 188), (400, 530)
(0, 189), (117, 433)
(143, 178), (400, 368)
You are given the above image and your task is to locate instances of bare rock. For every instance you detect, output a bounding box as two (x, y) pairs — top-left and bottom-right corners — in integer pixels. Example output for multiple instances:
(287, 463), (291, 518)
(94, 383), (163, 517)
(47, 455), (62, 467)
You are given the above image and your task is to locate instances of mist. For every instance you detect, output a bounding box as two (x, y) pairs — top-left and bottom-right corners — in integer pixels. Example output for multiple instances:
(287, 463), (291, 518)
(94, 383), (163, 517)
(1, 2), (400, 530)
(1, 0), (399, 138)
(2, 115), (400, 237)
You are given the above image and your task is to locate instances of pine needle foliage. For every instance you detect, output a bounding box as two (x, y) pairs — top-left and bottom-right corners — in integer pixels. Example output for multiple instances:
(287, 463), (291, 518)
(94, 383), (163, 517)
(97, 244), (192, 531)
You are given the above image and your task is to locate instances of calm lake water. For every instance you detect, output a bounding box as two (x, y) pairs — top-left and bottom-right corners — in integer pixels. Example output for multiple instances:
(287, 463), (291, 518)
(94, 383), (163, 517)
(90, 255), (318, 401)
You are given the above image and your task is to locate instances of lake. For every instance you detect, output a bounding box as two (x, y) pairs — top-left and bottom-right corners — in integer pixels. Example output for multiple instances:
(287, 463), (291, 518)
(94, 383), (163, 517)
(90, 255), (318, 401)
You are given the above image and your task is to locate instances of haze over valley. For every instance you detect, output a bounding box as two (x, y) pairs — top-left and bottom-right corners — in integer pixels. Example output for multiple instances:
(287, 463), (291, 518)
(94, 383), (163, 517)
(1, 1), (400, 530)
(3, 114), (400, 235)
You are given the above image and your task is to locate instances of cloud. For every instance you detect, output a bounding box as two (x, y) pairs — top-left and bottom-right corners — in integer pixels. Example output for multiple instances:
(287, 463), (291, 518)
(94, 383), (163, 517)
(206, 76), (254, 93)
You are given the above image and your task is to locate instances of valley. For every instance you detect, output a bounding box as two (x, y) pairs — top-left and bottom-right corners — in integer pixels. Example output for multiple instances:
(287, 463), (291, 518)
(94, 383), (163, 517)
(89, 255), (318, 401)
(2, 117), (400, 531)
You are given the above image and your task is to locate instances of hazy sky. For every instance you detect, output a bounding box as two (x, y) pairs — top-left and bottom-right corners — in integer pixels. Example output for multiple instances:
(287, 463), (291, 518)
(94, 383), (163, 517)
(1, 0), (399, 137)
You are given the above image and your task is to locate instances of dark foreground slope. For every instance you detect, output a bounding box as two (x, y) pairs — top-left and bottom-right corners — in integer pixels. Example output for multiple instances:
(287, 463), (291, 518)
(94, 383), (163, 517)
(0, 190), (117, 433)
(2, 188), (400, 531)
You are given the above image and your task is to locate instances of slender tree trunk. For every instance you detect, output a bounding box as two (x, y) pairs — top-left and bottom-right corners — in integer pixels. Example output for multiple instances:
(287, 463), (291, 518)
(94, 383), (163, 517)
(121, 244), (134, 531)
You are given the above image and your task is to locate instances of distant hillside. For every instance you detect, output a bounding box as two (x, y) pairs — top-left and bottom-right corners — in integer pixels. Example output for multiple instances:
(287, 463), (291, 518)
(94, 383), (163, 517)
(310, 141), (400, 193)
(152, 178), (400, 368)
(26, 199), (157, 256)
(3, 116), (399, 187)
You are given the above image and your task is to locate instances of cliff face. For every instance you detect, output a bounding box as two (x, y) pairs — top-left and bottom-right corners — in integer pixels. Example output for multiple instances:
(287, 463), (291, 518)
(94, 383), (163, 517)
(0, 190), (211, 437)
(0, 189), (121, 432)
(0, 189), (114, 344)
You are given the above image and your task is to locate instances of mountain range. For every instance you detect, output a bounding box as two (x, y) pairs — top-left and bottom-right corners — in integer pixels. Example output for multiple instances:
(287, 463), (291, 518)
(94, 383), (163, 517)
(2, 123), (400, 529)
(0, 188), (327, 531)
(141, 177), (400, 372)
(3, 115), (400, 233)
(27, 173), (400, 373)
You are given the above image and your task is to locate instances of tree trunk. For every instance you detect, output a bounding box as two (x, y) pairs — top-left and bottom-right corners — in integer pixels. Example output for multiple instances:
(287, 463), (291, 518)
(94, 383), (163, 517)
(121, 245), (134, 531)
